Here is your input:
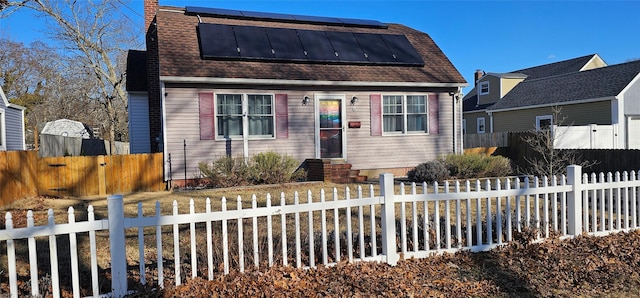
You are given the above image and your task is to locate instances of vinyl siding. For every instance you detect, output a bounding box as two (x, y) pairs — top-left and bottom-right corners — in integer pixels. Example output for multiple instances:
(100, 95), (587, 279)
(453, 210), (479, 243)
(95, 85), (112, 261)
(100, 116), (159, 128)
(164, 88), (315, 181)
(128, 93), (151, 153)
(164, 88), (456, 180)
(501, 78), (525, 97)
(623, 75), (640, 115)
(346, 92), (454, 171)
(477, 76), (501, 105)
(463, 111), (488, 134)
(492, 101), (612, 132)
(5, 107), (25, 151)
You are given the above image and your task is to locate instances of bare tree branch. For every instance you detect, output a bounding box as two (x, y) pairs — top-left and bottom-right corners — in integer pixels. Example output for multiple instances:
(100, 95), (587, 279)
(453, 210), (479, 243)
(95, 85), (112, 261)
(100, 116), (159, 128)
(521, 106), (597, 177)
(2, 0), (141, 152)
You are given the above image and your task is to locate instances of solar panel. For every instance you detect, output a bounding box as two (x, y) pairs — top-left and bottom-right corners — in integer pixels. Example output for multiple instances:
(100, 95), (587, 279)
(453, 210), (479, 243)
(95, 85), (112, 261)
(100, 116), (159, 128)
(325, 31), (367, 62)
(266, 28), (307, 60)
(292, 15), (343, 25)
(186, 6), (387, 28)
(353, 33), (394, 63)
(381, 34), (424, 65)
(234, 26), (274, 59)
(240, 10), (296, 21)
(297, 30), (339, 62)
(336, 18), (386, 28)
(197, 23), (423, 66)
(198, 23), (239, 59)
(187, 6), (243, 17)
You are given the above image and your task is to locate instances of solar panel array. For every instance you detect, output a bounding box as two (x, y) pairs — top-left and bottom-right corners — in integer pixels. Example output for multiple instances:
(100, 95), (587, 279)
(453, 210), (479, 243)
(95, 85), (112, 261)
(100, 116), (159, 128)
(186, 6), (388, 29)
(197, 23), (425, 66)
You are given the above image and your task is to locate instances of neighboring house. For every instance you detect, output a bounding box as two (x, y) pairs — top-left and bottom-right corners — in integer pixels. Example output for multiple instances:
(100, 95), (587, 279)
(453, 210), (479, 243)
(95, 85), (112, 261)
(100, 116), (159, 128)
(463, 54), (607, 135)
(0, 85), (26, 151)
(463, 54), (640, 149)
(127, 0), (467, 183)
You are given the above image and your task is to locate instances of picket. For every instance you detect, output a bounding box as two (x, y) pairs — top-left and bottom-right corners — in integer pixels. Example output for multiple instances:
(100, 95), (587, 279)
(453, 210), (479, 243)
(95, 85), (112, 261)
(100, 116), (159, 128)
(1, 165), (640, 297)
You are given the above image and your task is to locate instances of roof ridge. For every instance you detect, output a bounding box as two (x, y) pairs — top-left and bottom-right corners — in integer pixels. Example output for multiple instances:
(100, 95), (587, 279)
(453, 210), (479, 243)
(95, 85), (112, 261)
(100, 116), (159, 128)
(513, 58), (640, 84)
(508, 53), (598, 74)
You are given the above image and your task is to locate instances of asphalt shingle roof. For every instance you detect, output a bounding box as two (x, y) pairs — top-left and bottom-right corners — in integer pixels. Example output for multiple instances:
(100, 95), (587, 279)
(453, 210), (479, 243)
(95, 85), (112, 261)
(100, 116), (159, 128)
(155, 6), (466, 85)
(508, 54), (599, 80)
(489, 59), (640, 111)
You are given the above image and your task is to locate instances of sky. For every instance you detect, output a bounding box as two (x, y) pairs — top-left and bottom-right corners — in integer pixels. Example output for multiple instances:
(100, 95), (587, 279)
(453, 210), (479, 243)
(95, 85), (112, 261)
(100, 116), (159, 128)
(1, 0), (639, 94)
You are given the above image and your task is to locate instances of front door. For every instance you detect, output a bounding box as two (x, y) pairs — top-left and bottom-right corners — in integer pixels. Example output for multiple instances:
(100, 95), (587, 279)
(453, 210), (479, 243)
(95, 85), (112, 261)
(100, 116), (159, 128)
(317, 98), (345, 159)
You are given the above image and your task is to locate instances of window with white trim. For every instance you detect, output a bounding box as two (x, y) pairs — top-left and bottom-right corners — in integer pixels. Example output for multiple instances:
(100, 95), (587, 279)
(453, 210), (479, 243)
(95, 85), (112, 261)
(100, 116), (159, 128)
(476, 117), (486, 134)
(382, 95), (428, 134)
(216, 94), (274, 138)
(479, 82), (490, 95)
(536, 115), (553, 131)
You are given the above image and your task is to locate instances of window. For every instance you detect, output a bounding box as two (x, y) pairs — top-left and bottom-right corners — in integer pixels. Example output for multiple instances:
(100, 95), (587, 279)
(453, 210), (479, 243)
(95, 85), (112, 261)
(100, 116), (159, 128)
(247, 94), (273, 136)
(479, 82), (490, 95)
(477, 117), (486, 134)
(215, 94), (274, 138)
(536, 115), (553, 131)
(216, 94), (243, 137)
(382, 95), (428, 134)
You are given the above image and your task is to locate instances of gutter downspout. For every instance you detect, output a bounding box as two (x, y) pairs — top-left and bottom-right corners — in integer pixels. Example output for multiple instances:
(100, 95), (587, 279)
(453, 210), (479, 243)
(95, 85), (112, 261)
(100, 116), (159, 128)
(487, 111), (494, 133)
(452, 87), (463, 154)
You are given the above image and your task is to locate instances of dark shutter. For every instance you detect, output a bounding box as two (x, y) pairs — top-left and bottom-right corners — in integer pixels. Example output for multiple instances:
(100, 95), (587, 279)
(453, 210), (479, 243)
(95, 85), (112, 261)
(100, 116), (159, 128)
(370, 94), (382, 136)
(275, 94), (288, 139)
(428, 95), (439, 134)
(199, 92), (215, 140)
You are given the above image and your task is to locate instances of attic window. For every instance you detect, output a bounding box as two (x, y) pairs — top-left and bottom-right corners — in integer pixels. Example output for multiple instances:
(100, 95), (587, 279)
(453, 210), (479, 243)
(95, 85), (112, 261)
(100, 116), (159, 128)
(479, 82), (490, 95)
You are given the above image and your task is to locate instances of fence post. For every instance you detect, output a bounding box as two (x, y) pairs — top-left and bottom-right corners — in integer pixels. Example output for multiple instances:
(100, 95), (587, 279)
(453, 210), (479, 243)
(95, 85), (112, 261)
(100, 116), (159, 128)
(567, 165), (583, 236)
(380, 173), (399, 265)
(108, 195), (127, 297)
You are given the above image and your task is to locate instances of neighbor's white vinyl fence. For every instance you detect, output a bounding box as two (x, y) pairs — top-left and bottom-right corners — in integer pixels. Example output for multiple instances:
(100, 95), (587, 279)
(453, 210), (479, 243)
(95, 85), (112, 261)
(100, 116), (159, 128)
(554, 124), (620, 149)
(1, 165), (639, 297)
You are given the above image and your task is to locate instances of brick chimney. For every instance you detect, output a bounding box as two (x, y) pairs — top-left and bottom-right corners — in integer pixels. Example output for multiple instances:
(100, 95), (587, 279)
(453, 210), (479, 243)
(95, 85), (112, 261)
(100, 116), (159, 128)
(474, 69), (484, 85)
(144, 0), (158, 31)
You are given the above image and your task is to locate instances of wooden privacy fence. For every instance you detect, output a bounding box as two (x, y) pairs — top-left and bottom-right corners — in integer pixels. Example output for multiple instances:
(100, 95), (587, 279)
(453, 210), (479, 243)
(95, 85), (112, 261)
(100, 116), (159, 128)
(0, 151), (165, 205)
(1, 165), (639, 297)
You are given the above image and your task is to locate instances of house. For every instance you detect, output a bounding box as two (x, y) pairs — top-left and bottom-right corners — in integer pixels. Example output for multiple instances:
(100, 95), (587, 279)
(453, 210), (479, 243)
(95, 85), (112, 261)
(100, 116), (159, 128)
(127, 0), (467, 184)
(0, 85), (26, 151)
(463, 54), (640, 149)
(463, 54), (607, 134)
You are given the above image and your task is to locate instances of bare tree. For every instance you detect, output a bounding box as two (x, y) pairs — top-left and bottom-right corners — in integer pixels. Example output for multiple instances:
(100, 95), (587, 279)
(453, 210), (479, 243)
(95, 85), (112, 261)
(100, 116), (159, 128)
(521, 106), (597, 177)
(0, 38), (108, 146)
(1, 0), (140, 153)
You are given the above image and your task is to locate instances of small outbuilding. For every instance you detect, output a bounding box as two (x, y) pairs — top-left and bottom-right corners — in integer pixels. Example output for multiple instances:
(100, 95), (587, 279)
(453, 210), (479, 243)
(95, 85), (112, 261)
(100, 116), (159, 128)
(41, 119), (94, 139)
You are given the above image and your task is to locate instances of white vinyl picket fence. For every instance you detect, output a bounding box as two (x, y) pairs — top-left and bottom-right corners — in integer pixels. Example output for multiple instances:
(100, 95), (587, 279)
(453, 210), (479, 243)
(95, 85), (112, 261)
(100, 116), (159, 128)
(1, 165), (640, 297)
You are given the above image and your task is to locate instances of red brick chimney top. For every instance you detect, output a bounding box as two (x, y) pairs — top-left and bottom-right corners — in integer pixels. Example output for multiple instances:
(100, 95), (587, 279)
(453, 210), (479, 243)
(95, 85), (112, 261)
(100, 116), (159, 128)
(144, 0), (158, 31)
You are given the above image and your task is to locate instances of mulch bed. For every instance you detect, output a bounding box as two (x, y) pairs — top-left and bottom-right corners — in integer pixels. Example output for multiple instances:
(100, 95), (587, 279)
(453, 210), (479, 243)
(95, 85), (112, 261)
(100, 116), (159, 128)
(146, 230), (640, 297)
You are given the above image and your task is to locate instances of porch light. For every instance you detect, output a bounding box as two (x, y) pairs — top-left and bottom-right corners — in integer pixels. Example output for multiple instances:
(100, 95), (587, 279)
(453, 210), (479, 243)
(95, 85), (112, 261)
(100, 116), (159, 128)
(302, 95), (310, 105)
(350, 96), (358, 105)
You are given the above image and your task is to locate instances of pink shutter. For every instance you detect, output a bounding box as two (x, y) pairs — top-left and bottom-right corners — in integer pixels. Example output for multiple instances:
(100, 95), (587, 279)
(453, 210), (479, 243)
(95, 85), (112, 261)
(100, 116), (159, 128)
(370, 94), (382, 136)
(428, 95), (439, 134)
(275, 94), (288, 139)
(199, 92), (215, 140)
